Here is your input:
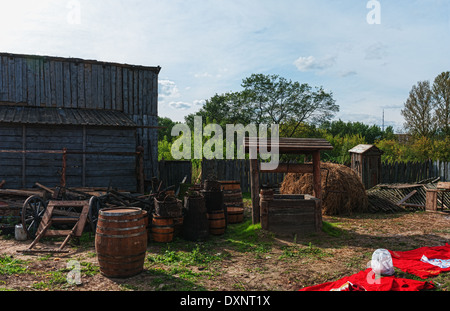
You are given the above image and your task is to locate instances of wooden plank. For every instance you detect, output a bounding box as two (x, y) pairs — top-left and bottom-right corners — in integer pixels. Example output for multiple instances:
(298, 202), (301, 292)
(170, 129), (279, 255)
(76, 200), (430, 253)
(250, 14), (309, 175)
(43, 59), (51, 106)
(250, 159), (260, 224)
(116, 66), (123, 111)
(70, 62), (78, 108)
(55, 61), (63, 107)
(111, 66), (116, 110)
(97, 64), (104, 109)
(84, 63), (92, 109)
(37, 58), (44, 106)
(397, 190), (417, 206)
(104, 65), (111, 110)
(8, 57), (15, 103)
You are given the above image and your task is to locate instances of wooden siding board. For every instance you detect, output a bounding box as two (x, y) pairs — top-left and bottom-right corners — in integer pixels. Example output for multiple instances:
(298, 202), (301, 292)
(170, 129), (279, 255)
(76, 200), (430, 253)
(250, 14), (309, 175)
(8, 57), (15, 103)
(70, 62), (78, 108)
(37, 58), (44, 106)
(103, 65), (111, 110)
(116, 67), (123, 111)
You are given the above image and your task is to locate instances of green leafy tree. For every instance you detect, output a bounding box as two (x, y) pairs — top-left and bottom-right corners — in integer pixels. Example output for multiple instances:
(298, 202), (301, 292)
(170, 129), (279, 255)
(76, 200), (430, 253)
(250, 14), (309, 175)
(158, 117), (179, 143)
(432, 71), (450, 136)
(185, 74), (339, 137)
(401, 80), (437, 137)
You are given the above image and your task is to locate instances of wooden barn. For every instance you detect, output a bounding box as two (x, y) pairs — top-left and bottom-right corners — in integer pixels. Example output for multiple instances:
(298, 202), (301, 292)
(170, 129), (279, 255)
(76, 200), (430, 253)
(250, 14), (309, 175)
(349, 144), (383, 190)
(0, 52), (160, 191)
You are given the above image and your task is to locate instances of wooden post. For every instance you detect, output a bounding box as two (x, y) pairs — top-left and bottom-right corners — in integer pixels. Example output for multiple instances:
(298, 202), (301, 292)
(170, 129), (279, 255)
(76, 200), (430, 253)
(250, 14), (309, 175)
(312, 150), (322, 227)
(137, 146), (145, 194)
(425, 189), (438, 212)
(61, 148), (67, 188)
(250, 159), (260, 224)
(312, 151), (321, 200)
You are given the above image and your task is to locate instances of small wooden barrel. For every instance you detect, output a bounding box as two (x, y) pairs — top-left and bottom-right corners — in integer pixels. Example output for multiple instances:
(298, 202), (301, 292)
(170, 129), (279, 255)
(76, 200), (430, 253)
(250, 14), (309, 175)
(221, 181), (244, 209)
(151, 216), (174, 242)
(207, 210), (226, 235)
(227, 207), (244, 224)
(95, 207), (147, 278)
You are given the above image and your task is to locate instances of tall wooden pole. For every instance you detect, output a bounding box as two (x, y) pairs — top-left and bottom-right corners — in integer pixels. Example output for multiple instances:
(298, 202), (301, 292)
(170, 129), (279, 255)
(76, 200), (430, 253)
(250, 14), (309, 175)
(312, 150), (322, 226)
(250, 159), (260, 224)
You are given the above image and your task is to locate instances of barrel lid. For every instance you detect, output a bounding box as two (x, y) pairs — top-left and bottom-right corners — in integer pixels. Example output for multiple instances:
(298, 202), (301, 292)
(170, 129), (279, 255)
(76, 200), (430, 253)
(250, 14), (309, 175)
(99, 207), (142, 216)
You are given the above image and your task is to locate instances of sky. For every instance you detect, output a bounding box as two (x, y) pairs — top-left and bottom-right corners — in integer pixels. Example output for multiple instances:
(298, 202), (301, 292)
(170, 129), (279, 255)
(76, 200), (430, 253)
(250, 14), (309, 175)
(1, 0), (449, 133)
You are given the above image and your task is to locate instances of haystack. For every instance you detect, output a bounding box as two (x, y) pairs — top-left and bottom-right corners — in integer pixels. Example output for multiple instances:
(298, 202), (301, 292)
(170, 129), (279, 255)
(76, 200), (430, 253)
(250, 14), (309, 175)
(280, 162), (368, 215)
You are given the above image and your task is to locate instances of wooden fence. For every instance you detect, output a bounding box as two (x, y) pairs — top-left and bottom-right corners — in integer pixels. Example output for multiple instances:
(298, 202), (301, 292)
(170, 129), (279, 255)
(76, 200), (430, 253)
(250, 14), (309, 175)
(381, 160), (449, 184)
(159, 159), (449, 193)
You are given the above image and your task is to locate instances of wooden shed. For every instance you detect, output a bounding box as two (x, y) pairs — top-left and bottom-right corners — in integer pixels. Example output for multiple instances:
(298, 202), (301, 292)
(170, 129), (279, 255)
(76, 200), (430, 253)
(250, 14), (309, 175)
(0, 52), (160, 191)
(349, 144), (383, 190)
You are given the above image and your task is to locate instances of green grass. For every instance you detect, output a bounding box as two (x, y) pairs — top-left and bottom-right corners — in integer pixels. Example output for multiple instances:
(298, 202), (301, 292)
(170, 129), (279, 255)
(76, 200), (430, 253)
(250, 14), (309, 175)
(0, 255), (29, 275)
(224, 220), (273, 254)
(322, 221), (345, 238)
(147, 244), (224, 268)
(279, 242), (331, 260)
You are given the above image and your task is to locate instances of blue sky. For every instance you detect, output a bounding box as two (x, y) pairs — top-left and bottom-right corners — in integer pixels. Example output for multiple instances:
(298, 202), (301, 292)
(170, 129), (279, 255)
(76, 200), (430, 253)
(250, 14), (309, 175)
(1, 0), (449, 132)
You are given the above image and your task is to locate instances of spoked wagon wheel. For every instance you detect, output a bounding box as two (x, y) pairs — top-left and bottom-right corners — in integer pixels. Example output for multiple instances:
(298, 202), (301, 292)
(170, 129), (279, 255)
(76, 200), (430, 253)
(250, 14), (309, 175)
(21, 195), (47, 239)
(88, 196), (102, 233)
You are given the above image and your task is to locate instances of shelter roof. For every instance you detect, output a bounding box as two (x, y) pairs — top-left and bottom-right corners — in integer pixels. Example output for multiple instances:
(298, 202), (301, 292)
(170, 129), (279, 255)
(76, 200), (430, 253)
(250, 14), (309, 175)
(244, 137), (333, 154)
(348, 144), (383, 154)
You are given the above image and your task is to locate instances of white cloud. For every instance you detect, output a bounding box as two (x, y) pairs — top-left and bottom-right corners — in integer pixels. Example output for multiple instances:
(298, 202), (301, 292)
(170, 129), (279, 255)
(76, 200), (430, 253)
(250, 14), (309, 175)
(158, 80), (180, 99)
(193, 99), (206, 106)
(169, 101), (192, 110)
(294, 55), (336, 72)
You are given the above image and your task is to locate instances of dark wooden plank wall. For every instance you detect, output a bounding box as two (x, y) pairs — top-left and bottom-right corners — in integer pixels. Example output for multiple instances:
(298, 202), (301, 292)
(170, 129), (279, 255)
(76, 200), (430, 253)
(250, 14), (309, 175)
(0, 125), (137, 190)
(0, 53), (159, 179)
(158, 160), (192, 192)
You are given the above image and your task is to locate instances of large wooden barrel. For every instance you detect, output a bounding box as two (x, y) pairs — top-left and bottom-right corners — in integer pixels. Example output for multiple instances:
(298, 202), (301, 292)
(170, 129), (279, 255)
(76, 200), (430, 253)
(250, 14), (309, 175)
(182, 192), (209, 241)
(207, 210), (226, 235)
(151, 216), (174, 242)
(95, 207), (147, 278)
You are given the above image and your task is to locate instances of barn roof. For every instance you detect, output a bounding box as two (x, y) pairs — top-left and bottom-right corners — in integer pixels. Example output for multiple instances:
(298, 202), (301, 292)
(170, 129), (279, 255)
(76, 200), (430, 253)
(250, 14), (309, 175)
(348, 144), (382, 154)
(0, 105), (137, 127)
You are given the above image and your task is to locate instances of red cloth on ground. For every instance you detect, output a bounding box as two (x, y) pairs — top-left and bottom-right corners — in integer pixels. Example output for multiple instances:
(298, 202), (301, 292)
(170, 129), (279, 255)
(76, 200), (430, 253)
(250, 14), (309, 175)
(299, 268), (434, 291)
(389, 244), (450, 279)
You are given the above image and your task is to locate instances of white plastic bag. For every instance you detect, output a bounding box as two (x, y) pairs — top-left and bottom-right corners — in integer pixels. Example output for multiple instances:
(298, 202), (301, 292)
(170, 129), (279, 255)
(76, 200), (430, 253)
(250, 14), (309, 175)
(371, 248), (394, 276)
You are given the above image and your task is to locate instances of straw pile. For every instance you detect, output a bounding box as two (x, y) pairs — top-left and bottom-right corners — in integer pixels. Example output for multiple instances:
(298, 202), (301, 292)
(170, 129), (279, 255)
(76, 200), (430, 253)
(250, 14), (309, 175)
(280, 162), (368, 215)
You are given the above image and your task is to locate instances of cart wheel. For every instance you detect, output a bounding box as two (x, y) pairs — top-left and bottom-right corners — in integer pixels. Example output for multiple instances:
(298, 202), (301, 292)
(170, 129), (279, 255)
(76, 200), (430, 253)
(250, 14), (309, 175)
(21, 195), (46, 239)
(88, 196), (101, 232)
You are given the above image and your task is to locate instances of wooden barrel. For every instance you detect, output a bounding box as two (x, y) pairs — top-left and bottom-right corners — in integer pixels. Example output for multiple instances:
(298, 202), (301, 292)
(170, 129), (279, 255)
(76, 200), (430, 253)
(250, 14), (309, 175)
(154, 195), (182, 218)
(95, 207), (147, 278)
(151, 216), (174, 242)
(227, 207), (244, 224)
(221, 181), (244, 208)
(207, 210), (226, 235)
(182, 192), (209, 241)
(201, 190), (224, 213)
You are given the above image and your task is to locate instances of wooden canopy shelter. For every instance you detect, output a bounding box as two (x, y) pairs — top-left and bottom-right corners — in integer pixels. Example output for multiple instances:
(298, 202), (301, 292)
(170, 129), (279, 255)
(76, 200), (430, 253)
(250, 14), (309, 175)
(244, 137), (333, 224)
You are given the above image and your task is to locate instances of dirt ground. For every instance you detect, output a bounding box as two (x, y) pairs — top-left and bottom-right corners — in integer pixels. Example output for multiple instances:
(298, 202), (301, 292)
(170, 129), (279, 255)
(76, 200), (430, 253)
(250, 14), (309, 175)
(1, 208), (450, 292)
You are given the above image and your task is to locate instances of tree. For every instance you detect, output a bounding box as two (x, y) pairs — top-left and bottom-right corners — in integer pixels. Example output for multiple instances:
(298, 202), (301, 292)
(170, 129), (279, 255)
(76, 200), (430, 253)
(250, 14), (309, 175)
(432, 71), (450, 136)
(158, 116), (179, 142)
(241, 74), (338, 136)
(185, 74), (339, 137)
(401, 80), (437, 137)
(185, 92), (252, 129)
